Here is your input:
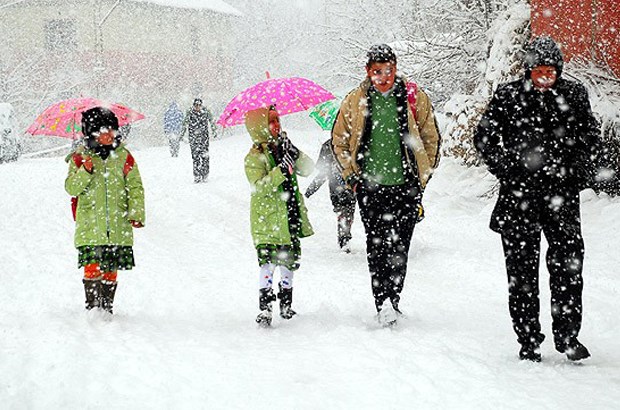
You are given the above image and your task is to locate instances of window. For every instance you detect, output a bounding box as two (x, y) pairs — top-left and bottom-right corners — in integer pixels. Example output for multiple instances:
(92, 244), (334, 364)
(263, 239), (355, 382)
(44, 19), (77, 51)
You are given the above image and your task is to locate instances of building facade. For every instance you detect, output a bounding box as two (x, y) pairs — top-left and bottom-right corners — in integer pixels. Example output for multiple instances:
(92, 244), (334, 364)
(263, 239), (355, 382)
(0, 0), (240, 150)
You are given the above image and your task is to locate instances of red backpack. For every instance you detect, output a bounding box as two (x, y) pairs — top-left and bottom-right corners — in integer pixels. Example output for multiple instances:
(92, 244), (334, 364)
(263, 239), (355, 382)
(406, 82), (418, 120)
(70, 152), (135, 221)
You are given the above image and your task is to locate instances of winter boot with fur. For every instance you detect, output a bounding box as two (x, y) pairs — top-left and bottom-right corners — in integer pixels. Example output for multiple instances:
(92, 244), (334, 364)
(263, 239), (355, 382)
(82, 279), (101, 310)
(256, 288), (276, 327)
(278, 284), (297, 320)
(100, 281), (118, 314)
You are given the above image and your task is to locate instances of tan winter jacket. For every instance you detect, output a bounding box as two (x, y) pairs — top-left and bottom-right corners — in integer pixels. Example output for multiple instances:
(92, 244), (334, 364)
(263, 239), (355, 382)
(331, 76), (440, 189)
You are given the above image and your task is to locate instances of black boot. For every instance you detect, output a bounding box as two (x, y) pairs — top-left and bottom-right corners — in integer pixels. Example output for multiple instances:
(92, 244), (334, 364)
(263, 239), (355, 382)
(555, 337), (590, 361)
(278, 284), (296, 320)
(82, 279), (101, 310)
(100, 281), (118, 314)
(519, 333), (545, 362)
(256, 288), (276, 326)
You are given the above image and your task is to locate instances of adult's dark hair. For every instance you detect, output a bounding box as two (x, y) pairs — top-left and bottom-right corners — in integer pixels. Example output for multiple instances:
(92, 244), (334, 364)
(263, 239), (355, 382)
(366, 44), (397, 67)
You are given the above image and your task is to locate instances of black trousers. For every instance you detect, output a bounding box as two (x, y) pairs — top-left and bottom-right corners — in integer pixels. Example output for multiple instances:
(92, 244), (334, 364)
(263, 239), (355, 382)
(500, 193), (584, 347)
(189, 135), (209, 181)
(356, 182), (419, 311)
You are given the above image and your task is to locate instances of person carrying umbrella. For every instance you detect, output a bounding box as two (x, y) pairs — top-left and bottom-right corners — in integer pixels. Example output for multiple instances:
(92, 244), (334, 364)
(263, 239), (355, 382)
(164, 101), (183, 157)
(244, 106), (314, 327)
(304, 139), (356, 252)
(181, 98), (217, 183)
(65, 107), (145, 315)
(331, 44), (441, 326)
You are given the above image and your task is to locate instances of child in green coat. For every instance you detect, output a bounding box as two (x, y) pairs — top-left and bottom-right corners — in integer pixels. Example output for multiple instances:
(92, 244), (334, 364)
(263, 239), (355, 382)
(244, 106), (314, 326)
(65, 107), (145, 314)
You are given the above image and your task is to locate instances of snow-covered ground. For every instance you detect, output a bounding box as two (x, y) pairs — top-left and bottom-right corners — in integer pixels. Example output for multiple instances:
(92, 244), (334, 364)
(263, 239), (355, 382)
(1, 129), (619, 409)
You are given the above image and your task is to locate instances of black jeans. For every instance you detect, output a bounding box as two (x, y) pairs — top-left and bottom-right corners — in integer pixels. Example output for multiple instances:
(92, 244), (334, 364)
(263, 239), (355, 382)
(500, 193), (584, 347)
(356, 181), (419, 311)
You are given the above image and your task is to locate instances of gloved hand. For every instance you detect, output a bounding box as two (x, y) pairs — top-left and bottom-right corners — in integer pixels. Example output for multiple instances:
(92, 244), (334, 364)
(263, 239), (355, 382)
(130, 220), (144, 228)
(279, 151), (296, 175)
(83, 156), (93, 173)
(280, 135), (300, 161)
(345, 174), (360, 193)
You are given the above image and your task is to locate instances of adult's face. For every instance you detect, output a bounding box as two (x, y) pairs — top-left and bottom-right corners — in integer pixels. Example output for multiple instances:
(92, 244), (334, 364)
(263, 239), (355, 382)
(530, 65), (557, 91)
(366, 61), (397, 93)
(193, 103), (202, 111)
(268, 109), (280, 138)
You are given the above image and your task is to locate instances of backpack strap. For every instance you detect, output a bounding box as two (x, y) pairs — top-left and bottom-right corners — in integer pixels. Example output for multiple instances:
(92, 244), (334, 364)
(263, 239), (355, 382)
(123, 152), (135, 177)
(72, 153), (84, 168)
(406, 82), (418, 121)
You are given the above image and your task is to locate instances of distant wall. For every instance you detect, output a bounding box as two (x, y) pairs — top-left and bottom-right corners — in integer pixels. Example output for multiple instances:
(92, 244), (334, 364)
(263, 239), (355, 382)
(531, 0), (620, 77)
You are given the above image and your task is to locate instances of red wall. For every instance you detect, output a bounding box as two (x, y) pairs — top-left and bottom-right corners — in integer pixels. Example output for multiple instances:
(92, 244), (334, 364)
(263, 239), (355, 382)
(531, 0), (620, 77)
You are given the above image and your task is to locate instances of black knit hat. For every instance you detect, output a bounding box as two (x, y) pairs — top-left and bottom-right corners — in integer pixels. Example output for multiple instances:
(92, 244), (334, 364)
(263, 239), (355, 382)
(81, 107), (119, 138)
(523, 36), (564, 78)
(366, 44), (397, 66)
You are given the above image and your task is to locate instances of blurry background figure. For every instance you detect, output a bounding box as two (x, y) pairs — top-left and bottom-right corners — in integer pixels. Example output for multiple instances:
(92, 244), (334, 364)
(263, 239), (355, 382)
(305, 139), (356, 253)
(163, 101), (184, 157)
(181, 98), (217, 183)
(119, 124), (132, 141)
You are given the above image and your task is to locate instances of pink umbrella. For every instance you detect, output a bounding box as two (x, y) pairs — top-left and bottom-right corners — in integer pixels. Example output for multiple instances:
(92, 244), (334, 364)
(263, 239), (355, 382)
(217, 75), (336, 128)
(26, 97), (145, 139)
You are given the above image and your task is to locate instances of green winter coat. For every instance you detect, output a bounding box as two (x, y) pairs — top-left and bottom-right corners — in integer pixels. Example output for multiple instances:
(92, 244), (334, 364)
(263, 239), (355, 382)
(244, 108), (314, 246)
(65, 144), (145, 248)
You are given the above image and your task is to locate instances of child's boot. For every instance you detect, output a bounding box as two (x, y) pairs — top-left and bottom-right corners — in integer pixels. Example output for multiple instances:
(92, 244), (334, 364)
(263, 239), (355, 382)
(100, 281), (118, 314)
(278, 283), (296, 320)
(82, 279), (101, 310)
(256, 288), (276, 327)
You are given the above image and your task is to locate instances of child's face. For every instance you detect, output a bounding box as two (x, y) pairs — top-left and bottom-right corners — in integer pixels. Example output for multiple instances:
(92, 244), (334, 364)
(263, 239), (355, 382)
(268, 110), (280, 138)
(94, 127), (116, 146)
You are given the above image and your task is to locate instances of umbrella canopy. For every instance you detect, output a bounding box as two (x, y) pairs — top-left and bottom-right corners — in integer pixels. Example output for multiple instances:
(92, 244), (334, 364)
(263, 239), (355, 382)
(217, 76), (335, 128)
(308, 97), (341, 130)
(26, 97), (145, 139)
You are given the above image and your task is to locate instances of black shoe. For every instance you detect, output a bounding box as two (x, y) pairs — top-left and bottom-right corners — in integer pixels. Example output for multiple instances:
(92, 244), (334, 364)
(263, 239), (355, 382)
(277, 284), (296, 320)
(556, 338), (590, 361)
(519, 344), (542, 362)
(257, 288), (276, 327)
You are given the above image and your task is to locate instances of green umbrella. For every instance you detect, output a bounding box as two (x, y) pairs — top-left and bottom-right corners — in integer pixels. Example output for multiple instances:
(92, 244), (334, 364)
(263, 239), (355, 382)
(309, 97), (341, 130)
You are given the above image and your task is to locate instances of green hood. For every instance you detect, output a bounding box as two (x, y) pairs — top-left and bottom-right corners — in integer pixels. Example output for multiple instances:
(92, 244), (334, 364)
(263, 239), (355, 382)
(245, 107), (274, 145)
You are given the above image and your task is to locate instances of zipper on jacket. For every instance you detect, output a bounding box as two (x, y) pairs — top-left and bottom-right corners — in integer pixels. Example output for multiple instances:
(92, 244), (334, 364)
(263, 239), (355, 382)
(104, 160), (110, 239)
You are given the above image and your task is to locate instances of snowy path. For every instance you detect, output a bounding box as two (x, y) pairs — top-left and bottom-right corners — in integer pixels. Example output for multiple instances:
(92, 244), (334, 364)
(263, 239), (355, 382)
(1, 130), (619, 409)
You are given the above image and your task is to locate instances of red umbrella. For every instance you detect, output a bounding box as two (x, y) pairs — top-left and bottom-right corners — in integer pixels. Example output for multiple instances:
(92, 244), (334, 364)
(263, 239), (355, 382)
(26, 97), (145, 139)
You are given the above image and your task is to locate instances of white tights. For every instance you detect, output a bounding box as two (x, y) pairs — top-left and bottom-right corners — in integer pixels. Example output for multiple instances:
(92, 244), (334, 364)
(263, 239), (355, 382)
(259, 263), (294, 290)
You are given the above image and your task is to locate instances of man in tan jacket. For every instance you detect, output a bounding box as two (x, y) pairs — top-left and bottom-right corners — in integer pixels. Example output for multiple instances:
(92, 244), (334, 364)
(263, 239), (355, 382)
(332, 44), (440, 326)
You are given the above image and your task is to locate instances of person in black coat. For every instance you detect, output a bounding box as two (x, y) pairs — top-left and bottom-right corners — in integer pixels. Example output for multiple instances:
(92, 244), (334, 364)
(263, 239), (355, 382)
(305, 139), (356, 252)
(474, 36), (601, 362)
(181, 98), (217, 183)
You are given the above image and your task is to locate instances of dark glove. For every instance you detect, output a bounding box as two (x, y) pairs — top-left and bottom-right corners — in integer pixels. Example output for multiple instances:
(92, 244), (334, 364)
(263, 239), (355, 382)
(345, 174), (360, 192)
(280, 135), (300, 161)
(279, 152), (296, 175)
